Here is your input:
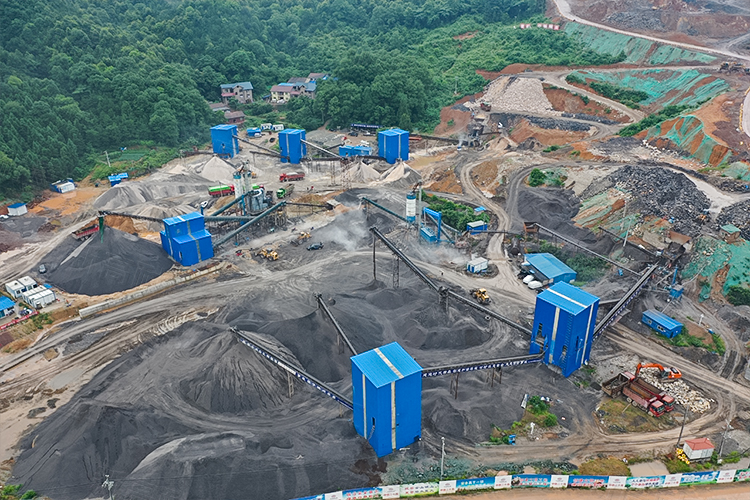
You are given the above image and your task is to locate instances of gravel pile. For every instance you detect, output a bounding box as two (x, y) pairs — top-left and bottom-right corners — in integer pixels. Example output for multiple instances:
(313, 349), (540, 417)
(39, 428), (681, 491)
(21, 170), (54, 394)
(581, 164), (710, 236)
(494, 113), (591, 132)
(717, 200), (750, 240)
(561, 112), (619, 125)
(516, 187), (597, 243)
(474, 77), (558, 116)
(639, 370), (712, 413)
(606, 11), (666, 32)
(94, 172), (209, 211)
(41, 226), (173, 295)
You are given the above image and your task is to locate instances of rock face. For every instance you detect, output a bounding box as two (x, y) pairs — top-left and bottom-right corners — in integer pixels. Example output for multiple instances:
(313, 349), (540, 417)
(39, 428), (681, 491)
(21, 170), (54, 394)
(718, 200), (750, 241)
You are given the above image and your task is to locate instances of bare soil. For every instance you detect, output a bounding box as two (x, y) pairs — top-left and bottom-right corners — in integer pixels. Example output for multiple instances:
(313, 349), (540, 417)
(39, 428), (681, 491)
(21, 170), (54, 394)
(543, 85), (630, 123)
(509, 122), (591, 147)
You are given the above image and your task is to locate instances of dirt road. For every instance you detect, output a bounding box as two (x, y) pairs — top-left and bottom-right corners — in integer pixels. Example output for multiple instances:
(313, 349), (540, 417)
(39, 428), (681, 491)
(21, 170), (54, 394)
(466, 482), (750, 500)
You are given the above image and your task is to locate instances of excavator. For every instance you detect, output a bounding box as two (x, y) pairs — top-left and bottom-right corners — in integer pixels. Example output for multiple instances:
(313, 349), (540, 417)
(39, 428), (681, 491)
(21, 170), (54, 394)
(635, 362), (682, 380)
(470, 288), (491, 304)
(256, 248), (279, 261)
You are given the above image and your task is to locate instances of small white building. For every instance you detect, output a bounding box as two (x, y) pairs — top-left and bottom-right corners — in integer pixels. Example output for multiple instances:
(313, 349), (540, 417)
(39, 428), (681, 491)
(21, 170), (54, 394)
(5, 280), (25, 299)
(18, 276), (38, 292)
(24, 289), (56, 309)
(467, 257), (489, 274)
(272, 124), (285, 131)
(683, 437), (714, 461)
(7, 203), (27, 216)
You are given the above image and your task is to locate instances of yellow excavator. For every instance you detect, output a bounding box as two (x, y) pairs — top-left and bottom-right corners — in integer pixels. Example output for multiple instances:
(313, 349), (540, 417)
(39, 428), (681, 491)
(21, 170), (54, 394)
(256, 248), (279, 261)
(470, 288), (490, 304)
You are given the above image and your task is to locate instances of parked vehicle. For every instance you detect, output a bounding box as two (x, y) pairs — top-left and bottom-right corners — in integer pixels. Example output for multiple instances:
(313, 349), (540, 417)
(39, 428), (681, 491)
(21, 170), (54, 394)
(602, 371), (668, 416)
(38, 264), (46, 274)
(277, 184), (295, 199)
(622, 383), (665, 416)
(279, 172), (305, 182)
(208, 185), (235, 197)
(72, 222), (100, 241)
(307, 242), (324, 251)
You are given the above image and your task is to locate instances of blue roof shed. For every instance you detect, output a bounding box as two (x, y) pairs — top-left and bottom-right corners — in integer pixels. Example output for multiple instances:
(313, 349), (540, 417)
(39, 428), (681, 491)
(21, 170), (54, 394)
(351, 342), (422, 457)
(642, 310), (683, 338)
(0, 296), (15, 318)
(524, 253), (576, 284)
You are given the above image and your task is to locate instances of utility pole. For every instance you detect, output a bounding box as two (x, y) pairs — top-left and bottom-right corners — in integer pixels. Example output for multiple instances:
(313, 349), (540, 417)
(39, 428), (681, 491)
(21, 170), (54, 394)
(104, 151), (112, 170)
(676, 405), (689, 449)
(440, 437), (446, 480)
(102, 475), (114, 500)
(718, 419), (731, 459)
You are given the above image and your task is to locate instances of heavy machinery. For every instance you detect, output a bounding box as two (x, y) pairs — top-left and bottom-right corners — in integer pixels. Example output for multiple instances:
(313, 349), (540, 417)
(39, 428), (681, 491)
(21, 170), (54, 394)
(470, 288), (490, 304)
(277, 184), (295, 199)
(602, 371), (667, 417)
(635, 362), (682, 380)
(208, 184), (235, 197)
(480, 102), (492, 111)
(279, 172), (305, 182)
(297, 231), (311, 241)
(719, 61), (746, 73)
(256, 248), (279, 261)
(72, 221), (100, 240)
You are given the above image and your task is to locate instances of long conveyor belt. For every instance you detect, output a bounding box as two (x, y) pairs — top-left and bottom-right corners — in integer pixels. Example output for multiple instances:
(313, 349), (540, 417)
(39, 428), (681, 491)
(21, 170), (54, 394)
(422, 353), (544, 377)
(593, 263), (659, 339)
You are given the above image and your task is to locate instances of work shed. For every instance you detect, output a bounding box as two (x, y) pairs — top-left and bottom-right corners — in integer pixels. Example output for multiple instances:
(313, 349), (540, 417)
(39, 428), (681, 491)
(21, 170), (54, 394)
(523, 253), (576, 285)
(0, 296), (15, 318)
(466, 257), (488, 274)
(683, 437), (714, 461)
(351, 342), (422, 458)
(7, 203), (27, 216)
(642, 309), (683, 338)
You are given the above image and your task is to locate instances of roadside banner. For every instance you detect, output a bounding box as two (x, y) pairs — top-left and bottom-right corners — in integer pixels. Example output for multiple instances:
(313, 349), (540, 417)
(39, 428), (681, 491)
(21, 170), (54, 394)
(438, 480), (456, 495)
(494, 476), (512, 489)
(399, 483), (437, 497)
(550, 475), (568, 488)
(627, 476), (665, 489)
(295, 496), (324, 500)
(511, 474), (551, 487)
(680, 471), (719, 485)
(663, 474), (681, 487)
(381, 485), (400, 499)
(342, 488), (378, 499)
(607, 476), (627, 489)
(736, 469), (750, 482)
(456, 477), (494, 491)
(325, 493), (344, 500)
(718, 470), (736, 483)
(568, 475), (607, 488)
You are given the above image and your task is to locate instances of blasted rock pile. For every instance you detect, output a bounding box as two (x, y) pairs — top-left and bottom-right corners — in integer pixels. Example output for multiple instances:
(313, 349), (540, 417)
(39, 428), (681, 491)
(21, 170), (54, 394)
(640, 370), (712, 414)
(717, 200), (750, 241)
(473, 77), (558, 116)
(581, 164), (710, 236)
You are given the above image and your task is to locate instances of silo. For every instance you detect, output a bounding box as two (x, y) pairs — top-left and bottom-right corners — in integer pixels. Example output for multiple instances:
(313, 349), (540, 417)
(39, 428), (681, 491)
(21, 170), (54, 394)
(405, 192), (416, 222)
(233, 171), (244, 200)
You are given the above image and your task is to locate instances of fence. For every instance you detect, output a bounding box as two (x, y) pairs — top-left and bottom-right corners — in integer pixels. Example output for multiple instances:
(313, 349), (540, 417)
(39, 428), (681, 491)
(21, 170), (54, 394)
(292, 468), (750, 499)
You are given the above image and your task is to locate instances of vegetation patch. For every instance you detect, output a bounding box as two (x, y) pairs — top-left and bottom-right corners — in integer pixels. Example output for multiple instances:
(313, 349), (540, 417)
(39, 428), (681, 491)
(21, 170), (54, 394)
(537, 240), (610, 283)
(598, 398), (675, 434)
(660, 327), (726, 355)
(578, 458), (630, 476)
(565, 75), (647, 109)
(619, 105), (692, 137)
(423, 193), (489, 230)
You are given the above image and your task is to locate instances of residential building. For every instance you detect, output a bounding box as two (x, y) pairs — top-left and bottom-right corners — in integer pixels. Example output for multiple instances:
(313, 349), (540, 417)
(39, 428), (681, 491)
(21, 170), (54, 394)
(307, 72), (328, 82)
(224, 110), (246, 125)
(209, 102), (230, 113)
(220, 82), (254, 104)
(270, 83), (294, 102)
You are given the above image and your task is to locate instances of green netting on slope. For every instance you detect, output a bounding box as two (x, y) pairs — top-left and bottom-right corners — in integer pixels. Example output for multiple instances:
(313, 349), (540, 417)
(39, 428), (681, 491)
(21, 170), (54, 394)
(568, 69), (730, 108)
(648, 45), (716, 65)
(682, 237), (750, 296)
(725, 162), (750, 181)
(643, 114), (731, 165)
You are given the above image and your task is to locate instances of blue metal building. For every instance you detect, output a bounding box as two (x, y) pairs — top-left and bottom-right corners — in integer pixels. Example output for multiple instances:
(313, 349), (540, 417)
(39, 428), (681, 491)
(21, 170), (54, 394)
(351, 342), (422, 457)
(211, 124), (240, 158)
(467, 220), (488, 234)
(339, 145), (373, 157)
(523, 253), (577, 285)
(160, 212), (214, 266)
(278, 129), (306, 164)
(378, 129), (409, 164)
(642, 309), (683, 338)
(0, 296), (15, 318)
(529, 282), (599, 378)
(247, 127), (262, 138)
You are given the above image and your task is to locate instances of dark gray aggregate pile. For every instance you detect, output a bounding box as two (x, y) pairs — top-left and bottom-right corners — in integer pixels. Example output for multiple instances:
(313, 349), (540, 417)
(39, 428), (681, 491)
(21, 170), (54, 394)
(41, 226), (173, 295)
(13, 247), (600, 500)
(580, 164), (711, 236)
(561, 112), (619, 125)
(492, 112), (591, 132)
(717, 199), (750, 240)
(515, 187), (597, 243)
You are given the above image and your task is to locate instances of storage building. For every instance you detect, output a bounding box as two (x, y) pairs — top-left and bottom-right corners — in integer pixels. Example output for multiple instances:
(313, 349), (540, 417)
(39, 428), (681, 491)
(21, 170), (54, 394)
(523, 253), (576, 285)
(247, 127), (262, 138)
(210, 124), (240, 158)
(720, 224), (741, 243)
(278, 129), (306, 164)
(18, 276), (38, 292)
(378, 129), (409, 164)
(529, 282), (599, 378)
(466, 220), (488, 234)
(351, 342), (422, 457)
(160, 212), (214, 267)
(5, 281), (25, 299)
(467, 257), (488, 274)
(23, 289), (56, 309)
(0, 296), (15, 318)
(339, 145), (373, 157)
(683, 438), (714, 461)
(641, 309), (682, 338)
(7, 203), (27, 216)
(51, 180), (75, 193)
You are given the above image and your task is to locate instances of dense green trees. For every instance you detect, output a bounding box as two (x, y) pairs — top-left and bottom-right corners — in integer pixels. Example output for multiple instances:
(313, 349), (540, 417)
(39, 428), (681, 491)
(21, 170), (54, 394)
(1, 0), (619, 197)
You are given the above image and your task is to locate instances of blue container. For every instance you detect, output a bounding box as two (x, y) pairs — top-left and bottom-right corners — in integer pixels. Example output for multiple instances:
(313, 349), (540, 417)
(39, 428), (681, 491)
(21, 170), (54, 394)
(211, 124), (239, 158)
(278, 129), (306, 164)
(420, 226), (437, 243)
(378, 129), (409, 164)
(339, 145), (373, 157)
(247, 127), (262, 138)
(529, 282), (599, 377)
(351, 342), (422, 457)
(642, 309), (682, 338)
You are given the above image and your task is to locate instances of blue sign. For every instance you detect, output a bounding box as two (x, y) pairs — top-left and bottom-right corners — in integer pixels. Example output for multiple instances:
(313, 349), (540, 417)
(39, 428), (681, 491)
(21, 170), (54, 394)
(512, 474), (551, 488)
(456, 477), (495, 491)
(568, 475), (607, 488)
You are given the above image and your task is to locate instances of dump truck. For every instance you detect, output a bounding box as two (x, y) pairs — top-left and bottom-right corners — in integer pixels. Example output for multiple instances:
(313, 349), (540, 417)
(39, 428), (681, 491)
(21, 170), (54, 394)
(469, 288), (490, 304)
(279, 172), (305, 182)
(602, 371), (667, 416)
(256, 248), (279, 261)
(208, 184), (235, 197)
(276, 184), (295, 199)
(480, 102), (492, 111)
(631, 377), (675, 412)
(72, 221), (100, 240)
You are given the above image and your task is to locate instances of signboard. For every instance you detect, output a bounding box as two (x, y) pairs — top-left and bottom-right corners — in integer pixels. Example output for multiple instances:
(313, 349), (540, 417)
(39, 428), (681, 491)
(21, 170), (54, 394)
(663, 474), (681, 487)
(399, 482), (437, 497)
(736, 469), (750, 482)
(438, 480), (456, 495)
(381, 485), (400, 499)
(342, 488), (378, 500)
(512, 475), (551, 488)
(550, 475), (568, 488)
(717, 470), (736, 484)
(494, 476), (512, 489)
(627, 476), (665, 489)
(325, 493), (343, 500)
(680, 471), (719, 485)
(455, 477), (494, 491)
(568, 476), (607, 488)
(607, 476), (627, 489)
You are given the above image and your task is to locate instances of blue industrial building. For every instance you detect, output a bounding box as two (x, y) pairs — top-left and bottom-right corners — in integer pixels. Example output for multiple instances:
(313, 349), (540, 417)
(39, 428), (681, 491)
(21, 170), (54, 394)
(0, 296), (15, 318)
(247, 127), (262, 138)
(211, 124), (240, 158)
(529, 282), (599, 378)
(523, 253), (577, 285)
(642, 309), (683, 338)
(466, 220), (488, 234)
(339, 145), (373, 157)
(160, 212), (214, 266)
(107, 172), (129, 186)
(378, 128), (409, 164)
(351, 342), (422, 457)
(279, 129), (306, 164)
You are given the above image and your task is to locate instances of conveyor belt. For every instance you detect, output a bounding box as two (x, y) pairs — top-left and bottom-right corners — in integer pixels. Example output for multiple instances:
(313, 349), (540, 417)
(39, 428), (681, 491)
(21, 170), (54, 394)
(422, 353), (544, 377)
(593, 263), (659, 339)
(213, 201), (286, 248)
(97, 211), (163, 223)
(363, 198), (410, 224)
(370, 226), (438, 291)
(315, 294), (357, 355)
(231, 328), (353, 410)
(445, 290), (532, 336)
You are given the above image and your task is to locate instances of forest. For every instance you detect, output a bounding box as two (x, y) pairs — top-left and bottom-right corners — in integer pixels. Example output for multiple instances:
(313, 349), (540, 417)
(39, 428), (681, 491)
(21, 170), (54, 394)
(0, 0), (621, 198)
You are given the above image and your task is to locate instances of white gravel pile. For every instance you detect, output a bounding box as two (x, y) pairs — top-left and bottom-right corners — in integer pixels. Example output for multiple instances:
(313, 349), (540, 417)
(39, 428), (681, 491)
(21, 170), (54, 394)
(640, 369), (712, 414)
(469, 77), (558, 116)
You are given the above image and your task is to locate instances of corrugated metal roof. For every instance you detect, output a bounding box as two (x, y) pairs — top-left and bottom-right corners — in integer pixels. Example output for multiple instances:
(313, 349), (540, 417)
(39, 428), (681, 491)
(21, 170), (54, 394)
(525, 253), (576, 281)
(685, 437), (713, 450)
(721, 224), (740, 233)
(642, 309), (682, 331)
(6, 280), (23, 290)
(0, 296), (15, 310)
(8, 203), (26, 209)
(552, 282), (598, 307)
(351, 342), (422, 388)
(221, 82), (254, 90)
(172, 229), (211, 245)
(538, 285), (586, 314)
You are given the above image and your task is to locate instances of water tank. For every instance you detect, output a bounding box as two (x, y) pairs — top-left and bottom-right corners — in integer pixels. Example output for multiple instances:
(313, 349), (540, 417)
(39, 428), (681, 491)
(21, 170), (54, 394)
(405, 192), (416, 222)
